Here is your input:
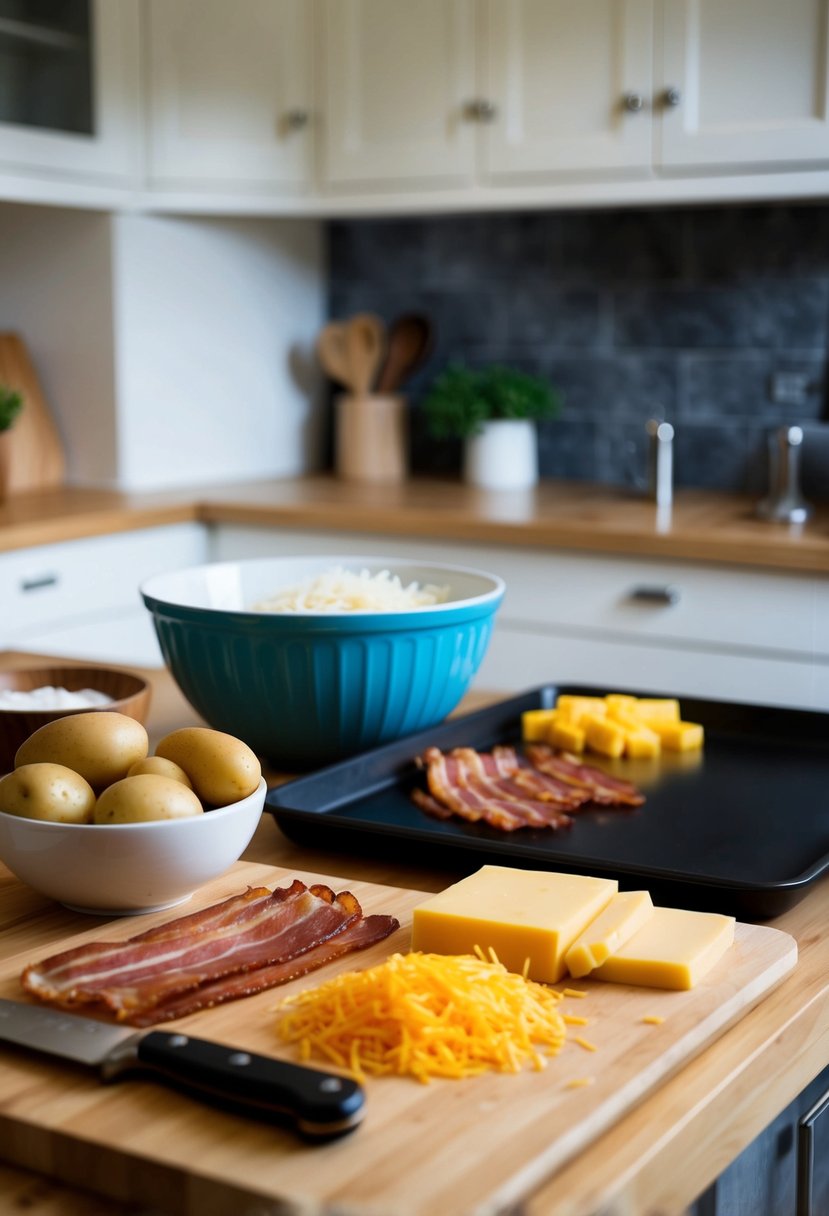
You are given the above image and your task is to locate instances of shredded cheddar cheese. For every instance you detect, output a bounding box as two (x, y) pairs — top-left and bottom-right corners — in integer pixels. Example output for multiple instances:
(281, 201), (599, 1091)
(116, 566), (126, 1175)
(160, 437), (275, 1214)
(642, 1015), (665, 1025)
(275, 951), (568, 1084)
(565, 1077), (595, 1089)
(562, 987), (588, 999)
(574, 1036), (598, 1052)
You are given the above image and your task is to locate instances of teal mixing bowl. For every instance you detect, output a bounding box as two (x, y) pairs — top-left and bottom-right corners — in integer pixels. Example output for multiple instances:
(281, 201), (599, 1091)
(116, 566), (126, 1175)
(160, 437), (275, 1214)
(140, 557), (505, 767)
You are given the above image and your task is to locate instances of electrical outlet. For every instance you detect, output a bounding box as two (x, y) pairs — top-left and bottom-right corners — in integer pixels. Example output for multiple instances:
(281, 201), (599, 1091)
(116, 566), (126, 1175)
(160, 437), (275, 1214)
(769, 371), (815, 406)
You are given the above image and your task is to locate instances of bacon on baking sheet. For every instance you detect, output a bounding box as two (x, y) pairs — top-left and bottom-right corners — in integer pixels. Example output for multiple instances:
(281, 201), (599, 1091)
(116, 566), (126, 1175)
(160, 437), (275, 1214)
(21, 880), (399, 1024)
(524, 744), (646, 808)
(412, 742), (644, 831)
(416, 746), (575, 832)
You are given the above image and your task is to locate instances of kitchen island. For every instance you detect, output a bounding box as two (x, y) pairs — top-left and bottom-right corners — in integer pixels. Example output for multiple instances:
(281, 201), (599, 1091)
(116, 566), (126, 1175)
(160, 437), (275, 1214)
(0, 653), (828, 1216)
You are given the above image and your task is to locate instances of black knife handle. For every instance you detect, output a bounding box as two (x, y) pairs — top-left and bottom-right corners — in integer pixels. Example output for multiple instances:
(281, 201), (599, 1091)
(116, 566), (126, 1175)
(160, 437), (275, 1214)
(133, 1031), (365, 1137)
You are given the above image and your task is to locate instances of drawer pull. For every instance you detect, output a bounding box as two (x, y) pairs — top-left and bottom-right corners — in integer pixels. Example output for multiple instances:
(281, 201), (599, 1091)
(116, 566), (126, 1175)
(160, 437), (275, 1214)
(20, 573), (59, 593)
(797, 1085), (829, 1215)
(627, 584), (680, 606)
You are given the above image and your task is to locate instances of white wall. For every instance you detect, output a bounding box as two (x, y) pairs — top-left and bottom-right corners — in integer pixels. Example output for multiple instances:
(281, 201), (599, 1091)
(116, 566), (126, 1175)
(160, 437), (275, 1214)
(0, 201), (118, 484)
(0, 203), (326, 491)
(111, 212), (326, 490)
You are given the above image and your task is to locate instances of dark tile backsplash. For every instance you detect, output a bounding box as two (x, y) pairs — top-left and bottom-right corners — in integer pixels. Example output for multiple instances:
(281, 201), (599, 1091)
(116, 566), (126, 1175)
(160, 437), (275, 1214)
(327, 203), (829, 495)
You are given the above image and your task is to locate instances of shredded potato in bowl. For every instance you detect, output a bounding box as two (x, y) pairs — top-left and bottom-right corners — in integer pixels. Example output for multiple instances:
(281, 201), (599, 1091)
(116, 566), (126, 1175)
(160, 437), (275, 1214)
(251, 566), (451, 614)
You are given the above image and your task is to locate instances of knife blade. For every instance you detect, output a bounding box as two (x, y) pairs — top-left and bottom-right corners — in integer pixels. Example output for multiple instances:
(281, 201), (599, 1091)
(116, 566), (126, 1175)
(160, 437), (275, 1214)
(0, 998), (364, 1137)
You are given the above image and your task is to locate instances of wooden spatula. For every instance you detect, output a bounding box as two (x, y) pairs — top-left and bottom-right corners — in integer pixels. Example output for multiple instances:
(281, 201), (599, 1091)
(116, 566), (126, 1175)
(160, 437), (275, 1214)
(346, 313), (386, 396)
(376, 314), (434, 393)
(316, 321), (352, 389)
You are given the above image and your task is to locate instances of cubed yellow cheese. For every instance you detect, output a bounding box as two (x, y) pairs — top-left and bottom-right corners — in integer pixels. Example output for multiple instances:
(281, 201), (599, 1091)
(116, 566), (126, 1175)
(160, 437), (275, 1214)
(632, 698), (681, 726)
(584, 714), (627, 758)
(410, 865), (618, 984)
(555, 696), (607, 725)
(591, 906), (735, 990)
(604, 694), (640, 718)
(623, 730), (662, 759)
(521, 709), (558, 742)
(653, 720), (705, 751)
(549, 720), (586, 753)
(565, 890), (654, 978)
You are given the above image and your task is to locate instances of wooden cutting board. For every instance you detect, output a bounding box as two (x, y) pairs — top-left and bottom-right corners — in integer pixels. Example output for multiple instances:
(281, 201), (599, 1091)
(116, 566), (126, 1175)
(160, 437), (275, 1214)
(0, 861), (797, 1216)
(0, 333), (65, 495)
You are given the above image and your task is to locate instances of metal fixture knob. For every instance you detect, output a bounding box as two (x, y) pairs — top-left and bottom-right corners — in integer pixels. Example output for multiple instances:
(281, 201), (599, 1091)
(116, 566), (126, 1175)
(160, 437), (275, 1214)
(284, 109), (310, 131)
(623, 92), (645, 113)
(663, 86), (682, 108)
(465, 99), (498, 122)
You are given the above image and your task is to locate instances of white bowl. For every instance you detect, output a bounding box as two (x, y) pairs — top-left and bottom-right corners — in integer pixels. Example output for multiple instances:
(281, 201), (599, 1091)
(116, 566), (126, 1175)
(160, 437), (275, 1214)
(0, 777), (267, 915)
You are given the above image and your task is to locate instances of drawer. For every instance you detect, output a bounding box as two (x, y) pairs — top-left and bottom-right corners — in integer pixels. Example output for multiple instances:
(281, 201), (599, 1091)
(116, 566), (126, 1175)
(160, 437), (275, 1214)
(477, 626), (824, 711)
(17, 608), (163, 668)
(1, 523), (206, 643)
(210, 525), (819, 661)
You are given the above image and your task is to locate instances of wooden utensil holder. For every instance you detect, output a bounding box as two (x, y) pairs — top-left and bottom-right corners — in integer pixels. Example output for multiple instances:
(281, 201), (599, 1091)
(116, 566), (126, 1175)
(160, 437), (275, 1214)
(335, 393), (408, 484)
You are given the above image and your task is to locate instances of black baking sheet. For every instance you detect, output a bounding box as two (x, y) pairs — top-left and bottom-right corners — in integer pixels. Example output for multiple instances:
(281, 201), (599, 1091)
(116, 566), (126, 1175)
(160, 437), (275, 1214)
(266, 685), (829, 919)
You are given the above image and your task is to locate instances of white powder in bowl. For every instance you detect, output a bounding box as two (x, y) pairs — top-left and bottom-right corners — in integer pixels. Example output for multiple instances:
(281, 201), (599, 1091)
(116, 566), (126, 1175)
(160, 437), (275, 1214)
(252, 566), (450, 613)
(0, 686), (115, 711)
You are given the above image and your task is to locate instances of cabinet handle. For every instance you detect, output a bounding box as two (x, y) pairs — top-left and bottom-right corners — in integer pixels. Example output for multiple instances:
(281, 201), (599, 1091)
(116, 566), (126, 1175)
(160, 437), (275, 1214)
(623, 92), (646, 113)
(627, 584), (681, 606)
(283, 109), (310, 132)
(797, 1085), (829, 1215)
(20, 573), (59, 593)
(464, 99), (498, 123)
(662, 86), (682, 108)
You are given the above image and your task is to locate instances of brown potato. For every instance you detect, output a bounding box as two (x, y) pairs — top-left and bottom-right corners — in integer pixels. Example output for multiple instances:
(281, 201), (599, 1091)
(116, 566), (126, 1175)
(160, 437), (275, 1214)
(0, 763), (96, 824)
(155, 727), (261, 806)
(127, 755), (193, 789)
(93, 774), (203, 824)
(15, 712), (148, 790)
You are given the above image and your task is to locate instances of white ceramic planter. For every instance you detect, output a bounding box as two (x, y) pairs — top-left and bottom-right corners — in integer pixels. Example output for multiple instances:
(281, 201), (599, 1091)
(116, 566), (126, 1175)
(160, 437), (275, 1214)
(463, 419), (539, 490)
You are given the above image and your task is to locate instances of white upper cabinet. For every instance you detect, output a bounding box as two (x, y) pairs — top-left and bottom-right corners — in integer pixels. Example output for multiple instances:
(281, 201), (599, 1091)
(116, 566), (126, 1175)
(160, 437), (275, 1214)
(0, 0), (139, 184)
(321, 0), (477, 190)
(482, 0), (654, 181)
(146, 0), (313, 191)
(659, 0), (829, 170)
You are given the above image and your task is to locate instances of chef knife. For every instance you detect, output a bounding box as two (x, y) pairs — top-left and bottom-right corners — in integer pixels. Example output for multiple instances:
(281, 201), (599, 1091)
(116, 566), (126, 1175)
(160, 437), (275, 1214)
(0, 998), (364, 1137)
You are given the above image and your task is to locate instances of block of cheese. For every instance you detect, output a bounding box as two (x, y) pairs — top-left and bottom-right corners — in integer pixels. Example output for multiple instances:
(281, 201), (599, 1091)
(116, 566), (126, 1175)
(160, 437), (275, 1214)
(591, 906), (735, 990)
(521, 708), (558, 742)
(584, 714), (627, 758)
(411, 866), (618, 984)
(564, 890), (654, 978)
(653, 720), (705, 751)
(549, 719), (586, 753)
(632, 698), (681, 726)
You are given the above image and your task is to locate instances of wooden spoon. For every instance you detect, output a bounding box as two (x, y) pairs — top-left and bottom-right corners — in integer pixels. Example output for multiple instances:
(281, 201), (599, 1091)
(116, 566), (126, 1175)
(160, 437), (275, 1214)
(316, 321), (352, 389)
(376, 313), (434, 393)
(346, 313), (386, 396)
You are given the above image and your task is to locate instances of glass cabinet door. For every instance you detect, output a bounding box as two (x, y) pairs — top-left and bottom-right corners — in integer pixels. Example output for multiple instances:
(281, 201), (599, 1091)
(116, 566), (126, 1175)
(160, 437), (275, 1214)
(0, 1), (93, 135)
(0, 0), (139, 184)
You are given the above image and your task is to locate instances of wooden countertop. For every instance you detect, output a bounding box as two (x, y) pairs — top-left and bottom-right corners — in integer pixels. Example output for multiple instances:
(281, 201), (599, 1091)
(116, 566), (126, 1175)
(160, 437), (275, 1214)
(1, 653), (828, 1215)
(1, 474), (828, 573)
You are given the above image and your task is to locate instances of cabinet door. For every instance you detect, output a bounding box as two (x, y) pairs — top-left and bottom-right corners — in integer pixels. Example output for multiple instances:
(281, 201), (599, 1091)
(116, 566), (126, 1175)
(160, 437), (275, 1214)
(483, 0), (654, 181)
(146, 0), (313, 191)
(321, 0), (476, 190)
(659, 0), (829, 170)
(0, 0), (139, 182)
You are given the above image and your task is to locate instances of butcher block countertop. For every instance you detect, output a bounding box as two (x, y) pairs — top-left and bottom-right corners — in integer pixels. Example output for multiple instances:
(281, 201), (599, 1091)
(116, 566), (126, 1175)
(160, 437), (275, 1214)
(0, 475), (828, 573)
(1, 654), (829, 1216)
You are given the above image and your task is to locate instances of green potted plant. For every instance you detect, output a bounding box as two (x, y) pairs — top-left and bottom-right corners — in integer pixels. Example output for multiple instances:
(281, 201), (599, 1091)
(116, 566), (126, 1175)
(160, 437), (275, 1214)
(0, 386), (24, 503)
(422, 364), (560, 489)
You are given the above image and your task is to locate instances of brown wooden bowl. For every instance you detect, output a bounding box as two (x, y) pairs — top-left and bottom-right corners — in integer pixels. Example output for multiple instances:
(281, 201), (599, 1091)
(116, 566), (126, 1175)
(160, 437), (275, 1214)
(0, 666), (151, 775)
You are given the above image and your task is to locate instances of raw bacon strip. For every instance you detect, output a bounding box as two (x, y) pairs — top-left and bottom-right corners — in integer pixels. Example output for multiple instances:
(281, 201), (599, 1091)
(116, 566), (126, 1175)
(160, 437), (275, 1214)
(22, 882), (362, 1020)
(418, 747), (572, 832)
(450, 747), (587, 810)
(525, 744), (645, 808)
(509, 765), (591, 808)
(449, 748), (574, 828)
(411, 787), (455, 821)
(129, 914), (400, 1027)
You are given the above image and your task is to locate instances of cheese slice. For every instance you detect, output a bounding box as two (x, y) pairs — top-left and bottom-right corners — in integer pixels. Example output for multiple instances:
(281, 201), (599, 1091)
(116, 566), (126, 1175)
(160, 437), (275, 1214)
(564, 890), (654, 978)
(591, 906), (735, 990)
(411, 865), (618, 984)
